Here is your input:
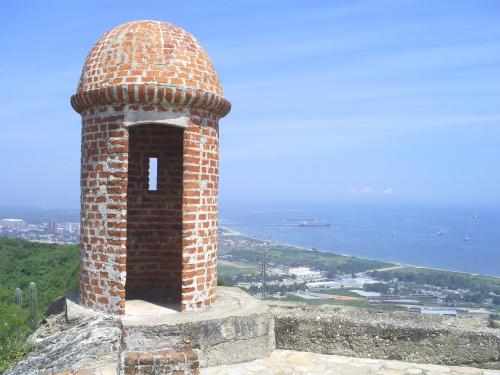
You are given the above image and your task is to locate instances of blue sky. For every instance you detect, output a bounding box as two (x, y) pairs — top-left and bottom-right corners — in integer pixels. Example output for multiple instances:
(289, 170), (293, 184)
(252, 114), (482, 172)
(0, 0), (499, 209)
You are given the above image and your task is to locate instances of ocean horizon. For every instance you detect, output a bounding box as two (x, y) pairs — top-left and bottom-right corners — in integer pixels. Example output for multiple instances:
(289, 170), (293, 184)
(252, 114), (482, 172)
(220, 202), (500, 277)
(1, 203), (499, 277)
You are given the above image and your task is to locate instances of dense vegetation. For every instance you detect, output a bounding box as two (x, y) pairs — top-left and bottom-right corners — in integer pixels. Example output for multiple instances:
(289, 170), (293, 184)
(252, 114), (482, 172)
(219, 237), (393, 278)
(0, 237), (79, 371)
(370, 267), (500, 293)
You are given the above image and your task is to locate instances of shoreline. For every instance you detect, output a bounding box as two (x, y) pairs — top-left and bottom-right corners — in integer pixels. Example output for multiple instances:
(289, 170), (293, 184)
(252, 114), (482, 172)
(219, 225), (500, 279)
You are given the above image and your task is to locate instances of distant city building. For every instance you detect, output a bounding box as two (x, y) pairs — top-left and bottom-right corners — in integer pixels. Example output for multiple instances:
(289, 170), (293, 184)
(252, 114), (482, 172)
(47, 220), (57, 235)
(288, 266), (322, 279)
(0, 218), (26, 231)
(308, 280), (344, 290)
(65, 222), (80, 234)
(308, 275), (378, 290)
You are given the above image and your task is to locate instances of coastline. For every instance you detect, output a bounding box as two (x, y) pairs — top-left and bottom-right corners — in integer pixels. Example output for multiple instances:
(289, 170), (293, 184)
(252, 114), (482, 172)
(220, 225), (500, 279)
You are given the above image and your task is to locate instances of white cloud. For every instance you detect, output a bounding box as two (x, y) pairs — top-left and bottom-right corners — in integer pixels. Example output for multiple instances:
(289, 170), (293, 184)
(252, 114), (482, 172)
(349, 186), (394, 195)
(361, 186), (376, 194)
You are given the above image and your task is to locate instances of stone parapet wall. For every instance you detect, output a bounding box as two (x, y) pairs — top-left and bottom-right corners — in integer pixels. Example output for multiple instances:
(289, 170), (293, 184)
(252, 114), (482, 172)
(268, 301), (500, 369)
(121, 288), (275, 367)
(5, 291), (500, 374)
(4, 298), (122, 375)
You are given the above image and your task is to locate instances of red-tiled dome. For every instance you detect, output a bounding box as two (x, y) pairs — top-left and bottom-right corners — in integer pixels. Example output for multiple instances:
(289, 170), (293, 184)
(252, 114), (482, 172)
(76, 20), (223, 97)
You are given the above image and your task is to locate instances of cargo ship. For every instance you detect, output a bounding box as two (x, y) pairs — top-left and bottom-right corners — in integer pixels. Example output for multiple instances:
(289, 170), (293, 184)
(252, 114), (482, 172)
(297, 220), (331, 227)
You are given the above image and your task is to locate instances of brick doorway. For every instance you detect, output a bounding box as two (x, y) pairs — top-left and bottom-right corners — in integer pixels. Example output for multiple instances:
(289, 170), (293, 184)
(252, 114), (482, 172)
(125, 124), (184, 309)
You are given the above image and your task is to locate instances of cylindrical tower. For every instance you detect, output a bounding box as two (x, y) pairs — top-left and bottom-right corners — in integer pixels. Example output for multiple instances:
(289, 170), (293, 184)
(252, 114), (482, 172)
(71, 20), (231, 315)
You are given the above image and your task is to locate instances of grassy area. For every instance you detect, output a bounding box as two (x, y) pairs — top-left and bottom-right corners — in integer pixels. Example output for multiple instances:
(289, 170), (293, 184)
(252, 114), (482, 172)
(218, 261), (260, 279)
(318, 288), (364, 297)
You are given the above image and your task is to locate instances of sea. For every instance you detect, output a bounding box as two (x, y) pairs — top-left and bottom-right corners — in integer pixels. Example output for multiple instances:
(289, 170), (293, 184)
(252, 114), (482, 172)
(220, 202), (500, 277)
(1, 203), (499, 277)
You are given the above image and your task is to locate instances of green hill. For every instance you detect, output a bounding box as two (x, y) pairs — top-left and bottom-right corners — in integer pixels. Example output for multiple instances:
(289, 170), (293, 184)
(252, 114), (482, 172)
(0, 237), (79, 371)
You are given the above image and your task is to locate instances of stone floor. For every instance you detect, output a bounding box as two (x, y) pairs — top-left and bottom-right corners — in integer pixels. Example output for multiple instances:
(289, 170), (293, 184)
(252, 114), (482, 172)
(125, 298), (179, 316)
(201, 350), (500, 375)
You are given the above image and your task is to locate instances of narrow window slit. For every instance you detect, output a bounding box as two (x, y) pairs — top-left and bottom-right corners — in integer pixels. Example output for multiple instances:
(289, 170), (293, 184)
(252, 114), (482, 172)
(148, 157), (158, 191)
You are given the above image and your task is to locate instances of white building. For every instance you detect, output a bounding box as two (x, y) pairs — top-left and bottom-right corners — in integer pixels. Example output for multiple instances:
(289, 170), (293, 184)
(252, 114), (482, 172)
(307, 275), (379, 290)
(307, 280), (343, 290)
(65, 222), (80, 233)
(288, 266), (322, 279)
(0, 219), (26, 231)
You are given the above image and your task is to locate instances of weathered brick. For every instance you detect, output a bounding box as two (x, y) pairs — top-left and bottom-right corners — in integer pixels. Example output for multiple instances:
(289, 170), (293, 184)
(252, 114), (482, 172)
(73, 21), (229, 315)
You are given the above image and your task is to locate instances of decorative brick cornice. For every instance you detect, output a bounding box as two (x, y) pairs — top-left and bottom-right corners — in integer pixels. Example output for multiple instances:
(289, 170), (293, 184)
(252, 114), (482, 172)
(71, 84), (231, 117)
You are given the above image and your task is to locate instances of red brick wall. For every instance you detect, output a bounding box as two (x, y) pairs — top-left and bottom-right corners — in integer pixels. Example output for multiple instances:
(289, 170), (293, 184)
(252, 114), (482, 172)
(80, 105), (128, 315)
(126, 124), (183, 302)
(181, 110), (219, 311)
(78, 104), (223, 315)
(123, 348), (199, 375)
(78, 20), (223, 97)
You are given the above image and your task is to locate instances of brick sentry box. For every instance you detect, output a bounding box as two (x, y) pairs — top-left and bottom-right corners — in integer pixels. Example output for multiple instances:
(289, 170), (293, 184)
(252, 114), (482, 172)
(71, 20), (231, 315)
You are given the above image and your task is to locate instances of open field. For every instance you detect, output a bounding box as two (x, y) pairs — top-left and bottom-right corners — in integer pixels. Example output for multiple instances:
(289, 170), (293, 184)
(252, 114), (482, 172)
(325, 294), (363, 301)
(218, 260), (260, 279)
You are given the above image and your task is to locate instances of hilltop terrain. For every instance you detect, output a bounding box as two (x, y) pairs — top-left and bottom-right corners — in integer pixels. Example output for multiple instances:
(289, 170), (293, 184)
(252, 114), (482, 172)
(1, 234), (499, 371)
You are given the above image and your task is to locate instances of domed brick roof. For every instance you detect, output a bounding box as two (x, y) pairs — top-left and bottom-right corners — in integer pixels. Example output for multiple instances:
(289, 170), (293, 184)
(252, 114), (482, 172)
(71, 20), (230, 116)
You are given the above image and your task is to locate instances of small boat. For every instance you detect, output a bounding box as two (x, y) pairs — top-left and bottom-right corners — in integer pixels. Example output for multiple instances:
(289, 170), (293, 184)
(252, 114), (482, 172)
(391, 231), (396, 237)
(463, 236), (471, 242)
(436, 231), (443, 236)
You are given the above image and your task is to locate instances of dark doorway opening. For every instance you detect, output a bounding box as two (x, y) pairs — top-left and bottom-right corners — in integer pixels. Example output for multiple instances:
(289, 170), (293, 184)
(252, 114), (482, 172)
(125, 124), (184, 308)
